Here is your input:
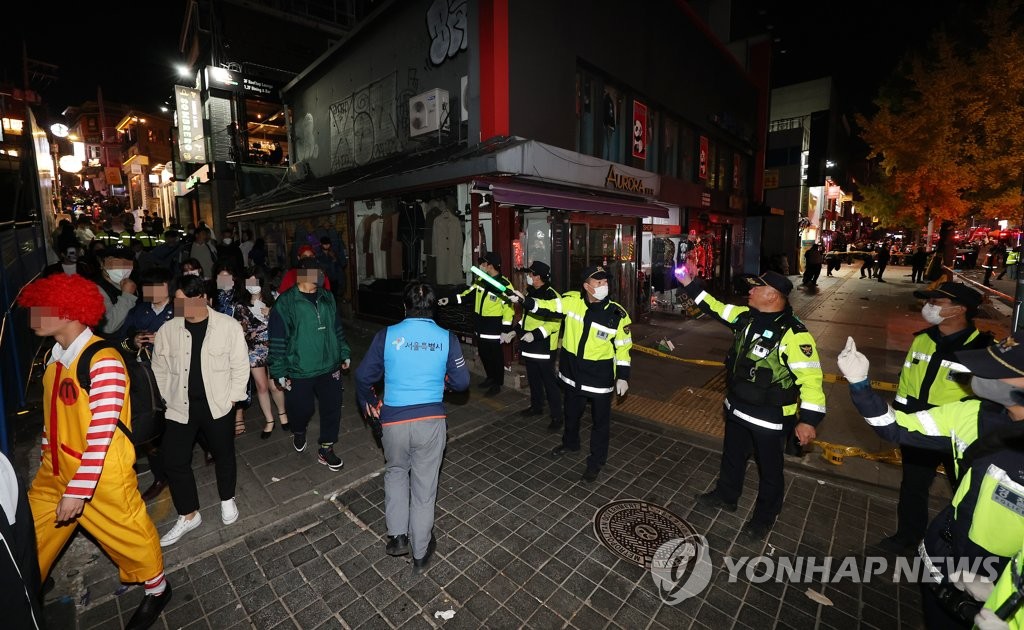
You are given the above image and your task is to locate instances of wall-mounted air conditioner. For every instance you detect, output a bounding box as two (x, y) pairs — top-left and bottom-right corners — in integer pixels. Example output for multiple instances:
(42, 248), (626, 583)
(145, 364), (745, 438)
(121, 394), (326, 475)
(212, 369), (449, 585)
(460, 76), (469, 122)
(409, 88), (450, 137)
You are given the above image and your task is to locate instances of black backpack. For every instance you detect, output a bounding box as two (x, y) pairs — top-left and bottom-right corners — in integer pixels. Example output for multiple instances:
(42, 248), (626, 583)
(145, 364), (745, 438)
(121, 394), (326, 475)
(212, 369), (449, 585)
(75, 341), (165, 445)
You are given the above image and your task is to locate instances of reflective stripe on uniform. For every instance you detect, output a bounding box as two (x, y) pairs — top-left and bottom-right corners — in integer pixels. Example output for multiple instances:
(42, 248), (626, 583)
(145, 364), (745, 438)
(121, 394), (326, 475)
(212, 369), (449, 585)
(614, 338), (632, 347)
(616, 360), (630, 367)
(479, 333), (501, 340)
(915, 410), (941, 436)
(721, 304), (736, 321)
(940, 360), (970, 373)
(788, 361), (820, 369)
(895, 395), (908, 405)
(864, 406), (897, 427)
(724, 398), (784, 431)
(695, 291), (708, 304)
(913, 351), (932, 362)
(591, 322), (616, 335)
(521, 352), (551, 360)
(800, 401), (826, 413)
(559, 373), (614, 394)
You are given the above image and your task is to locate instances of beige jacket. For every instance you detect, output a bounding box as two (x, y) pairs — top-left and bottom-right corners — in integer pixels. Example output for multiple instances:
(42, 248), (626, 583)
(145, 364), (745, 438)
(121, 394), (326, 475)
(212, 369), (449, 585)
(152, 308), (250, 423)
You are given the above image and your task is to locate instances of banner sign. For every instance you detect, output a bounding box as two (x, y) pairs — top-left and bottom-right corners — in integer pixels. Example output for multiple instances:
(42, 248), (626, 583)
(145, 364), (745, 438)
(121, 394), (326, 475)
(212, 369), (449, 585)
(698, 136), (709, 180)
(631, 100), (648, 160)
(175, 86), (206, 163)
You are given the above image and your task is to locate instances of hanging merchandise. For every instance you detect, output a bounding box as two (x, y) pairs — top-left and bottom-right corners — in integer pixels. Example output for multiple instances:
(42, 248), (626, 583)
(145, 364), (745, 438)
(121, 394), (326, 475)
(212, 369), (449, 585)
(431, 204), (464, 285)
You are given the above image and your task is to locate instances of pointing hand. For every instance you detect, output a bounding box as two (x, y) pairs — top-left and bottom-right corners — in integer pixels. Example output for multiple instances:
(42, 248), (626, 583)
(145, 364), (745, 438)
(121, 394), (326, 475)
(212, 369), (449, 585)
(837, 336), (870, 384)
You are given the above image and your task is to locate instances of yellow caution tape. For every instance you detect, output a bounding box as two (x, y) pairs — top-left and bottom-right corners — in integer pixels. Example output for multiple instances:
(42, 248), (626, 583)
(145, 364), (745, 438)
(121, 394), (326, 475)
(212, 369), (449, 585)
(634, 344), (898, 391)
(812, 440), (903, 467)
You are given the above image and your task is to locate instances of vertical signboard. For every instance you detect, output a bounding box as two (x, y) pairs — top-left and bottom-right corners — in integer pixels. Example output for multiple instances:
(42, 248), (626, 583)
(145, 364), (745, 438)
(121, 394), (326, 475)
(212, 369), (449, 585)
(698, 135), (709, 180)
(175, 86), (206, 163)
(631, 100), (648, 160)
(733, 153), (741, 190)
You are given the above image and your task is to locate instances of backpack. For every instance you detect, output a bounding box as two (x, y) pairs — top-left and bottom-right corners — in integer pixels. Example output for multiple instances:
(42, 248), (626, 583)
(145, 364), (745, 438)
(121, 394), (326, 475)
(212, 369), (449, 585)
(75, 341), (165, 445)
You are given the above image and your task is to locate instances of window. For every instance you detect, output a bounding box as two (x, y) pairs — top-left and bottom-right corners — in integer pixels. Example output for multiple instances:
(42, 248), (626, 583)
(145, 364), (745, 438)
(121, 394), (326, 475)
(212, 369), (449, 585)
(706, 140), (718, 189)
(1, 118), (23, 135)
(601, 85), (626, 164)
(717, 150), (727, 191)
(87, 117), (97, 131)
(644, 108), (659, 174)
(659, 117), (679, 178)
(680, 125), (694, 182)
(575, 71), (595, 156)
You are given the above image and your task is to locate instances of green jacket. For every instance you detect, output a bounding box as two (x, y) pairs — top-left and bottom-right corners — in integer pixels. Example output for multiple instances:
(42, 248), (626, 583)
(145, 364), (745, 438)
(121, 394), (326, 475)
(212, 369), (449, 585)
(268, 287), (350, 379)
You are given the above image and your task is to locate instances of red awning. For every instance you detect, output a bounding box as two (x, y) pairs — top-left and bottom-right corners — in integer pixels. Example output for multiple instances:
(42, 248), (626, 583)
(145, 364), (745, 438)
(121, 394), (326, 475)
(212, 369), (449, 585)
(482, 180), (669, 219)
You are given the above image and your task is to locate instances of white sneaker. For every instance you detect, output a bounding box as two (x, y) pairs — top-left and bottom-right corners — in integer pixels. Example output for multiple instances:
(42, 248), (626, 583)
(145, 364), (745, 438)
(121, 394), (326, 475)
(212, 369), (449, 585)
(160, 513), (202, 547)
(221, 498), (239, 525)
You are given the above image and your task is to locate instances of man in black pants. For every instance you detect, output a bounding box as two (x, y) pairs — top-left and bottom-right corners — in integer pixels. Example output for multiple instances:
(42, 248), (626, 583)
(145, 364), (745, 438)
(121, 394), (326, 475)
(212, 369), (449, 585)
(152, 275), (250, 546)
(875, 243), (891, 282)
(515, 261), (564, 431)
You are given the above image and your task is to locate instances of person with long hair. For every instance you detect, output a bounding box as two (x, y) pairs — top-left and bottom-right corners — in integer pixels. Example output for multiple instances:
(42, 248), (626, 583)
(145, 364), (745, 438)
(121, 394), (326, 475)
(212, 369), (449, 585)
(234, 267), (288, 438)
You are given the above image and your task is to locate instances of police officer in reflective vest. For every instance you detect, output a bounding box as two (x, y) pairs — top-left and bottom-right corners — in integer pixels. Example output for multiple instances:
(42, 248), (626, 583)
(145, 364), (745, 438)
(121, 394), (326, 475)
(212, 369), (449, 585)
(679, 267), (826, 541)
(515, 261), (563, 431)
(437, 252), (514, 397)
(840, 333), (1024, 629)
(883, 283), (991, 554)
(511, 265), (631, 482)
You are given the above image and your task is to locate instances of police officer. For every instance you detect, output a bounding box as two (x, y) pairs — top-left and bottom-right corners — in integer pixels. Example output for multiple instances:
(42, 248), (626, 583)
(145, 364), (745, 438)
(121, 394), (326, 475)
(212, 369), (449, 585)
(355, 283), (470, 575)
(679, 267), (826, 541)
(515, 261), (563, 431)
(511, 265), (631, 482)
(883, 283), (991, 554)
(437, 252), (514, 397)
(976, 542), (1024, 630)
(839, 334), (1024, 629)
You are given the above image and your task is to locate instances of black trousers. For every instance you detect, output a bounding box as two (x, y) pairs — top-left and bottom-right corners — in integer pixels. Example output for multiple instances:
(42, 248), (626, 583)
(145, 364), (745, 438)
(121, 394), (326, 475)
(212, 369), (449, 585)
(477, 337), (504, 386)
(861, 260), (874, 277)
(875, 262), (888, 279)
(716, 412), (786, 526)
(895, 445), (957, 543)
(912, 265), (926, 282)
(286, 370), (343, 445)
(802, 264), (821, 286)
(525, 358), (562, 420)
(563, 388), (611, 471)
(163, 410), (236, 515)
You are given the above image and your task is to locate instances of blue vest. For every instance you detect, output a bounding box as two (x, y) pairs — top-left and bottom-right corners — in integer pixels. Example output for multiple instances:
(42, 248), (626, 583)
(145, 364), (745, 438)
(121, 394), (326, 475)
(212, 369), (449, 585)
(383, 318), (448, 408)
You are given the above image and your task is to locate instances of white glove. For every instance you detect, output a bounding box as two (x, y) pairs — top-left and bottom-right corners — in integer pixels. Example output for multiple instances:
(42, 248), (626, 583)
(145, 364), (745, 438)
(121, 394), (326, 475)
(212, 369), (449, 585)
(500, 331), (516, 344)
(437, 297), (449, 306)
(520, 331), (535, 344)
(507, 290), (524, 304)
(837, 336), (870, 384)
(616, 379), (628, 396)
(278, 377), (292, 391)
(974, 609), (1010, 630)
(341, 359), (351, 370)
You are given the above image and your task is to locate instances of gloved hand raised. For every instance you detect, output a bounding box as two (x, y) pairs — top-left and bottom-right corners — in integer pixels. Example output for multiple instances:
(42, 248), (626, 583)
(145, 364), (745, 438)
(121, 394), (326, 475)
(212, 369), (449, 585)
(436, 297), (449, 307)
(837, 336), (870, 384)
(507, 290), (525, 304)
(616, 379), (629, 396)
(499, 331), (516, 344)
(520, 331), (535, 344)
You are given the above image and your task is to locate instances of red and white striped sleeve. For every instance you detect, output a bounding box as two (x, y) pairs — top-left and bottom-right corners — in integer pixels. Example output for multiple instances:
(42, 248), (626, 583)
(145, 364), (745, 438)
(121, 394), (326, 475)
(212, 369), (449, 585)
(64, 355), (127, 500)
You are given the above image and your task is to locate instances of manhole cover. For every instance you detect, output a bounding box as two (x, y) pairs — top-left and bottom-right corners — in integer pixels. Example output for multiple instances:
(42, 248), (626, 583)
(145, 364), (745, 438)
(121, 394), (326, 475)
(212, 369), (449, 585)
(593, 500), (698, 568)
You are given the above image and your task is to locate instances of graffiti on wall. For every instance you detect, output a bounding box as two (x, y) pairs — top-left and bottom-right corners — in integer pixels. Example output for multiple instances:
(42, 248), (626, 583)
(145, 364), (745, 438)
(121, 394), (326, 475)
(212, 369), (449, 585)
(329, 73), (400, 171)
(294, 113), (320, 164)
(426, 0), (468, 66)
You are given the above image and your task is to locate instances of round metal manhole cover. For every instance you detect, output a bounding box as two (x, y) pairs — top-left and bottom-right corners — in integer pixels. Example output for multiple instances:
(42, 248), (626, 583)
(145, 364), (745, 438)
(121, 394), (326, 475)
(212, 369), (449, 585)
(593, 500), (699, 568)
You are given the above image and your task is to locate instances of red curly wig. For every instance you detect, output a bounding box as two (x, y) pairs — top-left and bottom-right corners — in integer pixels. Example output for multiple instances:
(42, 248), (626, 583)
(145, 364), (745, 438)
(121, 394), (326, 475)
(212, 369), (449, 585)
(18, 273), (106, 327)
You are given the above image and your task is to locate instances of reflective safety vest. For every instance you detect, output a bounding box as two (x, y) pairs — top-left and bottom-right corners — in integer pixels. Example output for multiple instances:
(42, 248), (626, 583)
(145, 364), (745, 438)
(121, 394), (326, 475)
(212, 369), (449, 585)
(683, 281), (826, 431)
(95, 230), (133, 248)
(894, 327), (991, 413)
(526, 291), (630, 394)
(1009, 250), (1021, 266)
(980, 542), (1024, 629)
(518, 284), (561, 360)
(456, 274), (514, 338)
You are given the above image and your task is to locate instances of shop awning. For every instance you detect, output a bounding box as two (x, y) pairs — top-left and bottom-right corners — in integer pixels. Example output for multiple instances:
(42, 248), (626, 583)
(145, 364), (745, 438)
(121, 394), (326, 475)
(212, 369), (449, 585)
(483, 180), (669, 219)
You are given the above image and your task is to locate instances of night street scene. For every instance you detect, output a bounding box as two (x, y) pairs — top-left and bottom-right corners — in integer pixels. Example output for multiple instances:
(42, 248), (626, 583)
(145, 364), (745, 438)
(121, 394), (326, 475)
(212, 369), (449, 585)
(3, 0), (1024, 628)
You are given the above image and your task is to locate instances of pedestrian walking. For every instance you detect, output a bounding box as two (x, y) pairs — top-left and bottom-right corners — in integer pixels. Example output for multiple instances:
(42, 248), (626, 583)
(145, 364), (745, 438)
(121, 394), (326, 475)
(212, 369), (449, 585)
(437, 252), (515, 397)
(839, 333), (1024, 629)
(268, 258), (351, 470)
(860, 246), (875, 279)
(96, 246), (139, 338)
(984, 241), (1006, 287)
(880, 283), (991, 555)
(997, 246), (1019, 281)
(19, 273), (171, 629)
(234, 267), (289, 438)
(151, 274), (250, 546)
(910, 246), (929, 283)
(802, 244), (823, 287)
(679, 267), (827, 541)
(355, 283), (470, 575)
(875, 242), (891, 282)
(510, 265), (632, 482)
(515, 261), (564, 431)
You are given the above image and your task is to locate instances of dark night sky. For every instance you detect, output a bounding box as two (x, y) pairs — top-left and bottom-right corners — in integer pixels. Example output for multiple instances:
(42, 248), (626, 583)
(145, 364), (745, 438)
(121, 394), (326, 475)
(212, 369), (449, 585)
(1, 1), (992, 130)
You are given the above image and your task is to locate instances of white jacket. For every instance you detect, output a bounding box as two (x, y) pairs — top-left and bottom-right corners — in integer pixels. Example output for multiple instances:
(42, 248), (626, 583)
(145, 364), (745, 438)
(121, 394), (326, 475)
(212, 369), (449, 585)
(152, 308), (250, 423)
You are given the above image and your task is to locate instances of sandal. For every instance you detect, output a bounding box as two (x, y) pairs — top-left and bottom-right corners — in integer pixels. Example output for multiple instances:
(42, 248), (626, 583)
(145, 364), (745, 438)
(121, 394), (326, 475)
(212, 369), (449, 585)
(278, 413), (290, 433)
(235, 414), (246, 436)
(260, 420), (274, 440)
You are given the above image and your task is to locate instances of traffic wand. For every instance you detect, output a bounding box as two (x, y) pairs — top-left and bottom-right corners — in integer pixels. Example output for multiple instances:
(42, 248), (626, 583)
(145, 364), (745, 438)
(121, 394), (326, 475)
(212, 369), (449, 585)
(470, 266), (511, 293)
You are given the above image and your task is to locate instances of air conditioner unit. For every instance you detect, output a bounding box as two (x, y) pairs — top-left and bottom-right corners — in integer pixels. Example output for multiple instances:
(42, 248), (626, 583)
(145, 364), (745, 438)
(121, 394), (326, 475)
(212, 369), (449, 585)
(460, 76), (469, 122)
(409, 88), (450, 137)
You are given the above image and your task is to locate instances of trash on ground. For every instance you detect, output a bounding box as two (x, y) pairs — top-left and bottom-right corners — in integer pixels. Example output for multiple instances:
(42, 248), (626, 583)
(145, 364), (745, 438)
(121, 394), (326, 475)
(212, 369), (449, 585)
(805, 589), (833, 606)
(434, 609), (456, 620)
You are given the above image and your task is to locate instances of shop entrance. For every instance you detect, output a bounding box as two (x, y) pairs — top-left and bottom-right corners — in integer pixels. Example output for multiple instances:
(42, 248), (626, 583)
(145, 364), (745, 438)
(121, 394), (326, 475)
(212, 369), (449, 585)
(567, 218), (637, 314)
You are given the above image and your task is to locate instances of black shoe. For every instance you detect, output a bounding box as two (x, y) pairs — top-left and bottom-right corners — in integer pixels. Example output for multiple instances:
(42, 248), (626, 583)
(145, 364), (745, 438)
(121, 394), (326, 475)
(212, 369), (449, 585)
(519, 407), (543, 417)
(411, 537), (437, 576)
(551, 445), (580, 457)
(741, 520), (772, 542)
(317, 445), (343, 471)
(878, 279), (886, 283)
(581, 467), (601, 482)
(125, 582), (172, 630)
(140, 479), (168, 502)
(476, 379), (495, 390)
(260, 421), (274, 440)
(695, 491), (738, 512)
(484, 385), (501, 397)
(547, 418), (563, 433)
(386, 534), (410, 557)
(292, 432), (307, 453)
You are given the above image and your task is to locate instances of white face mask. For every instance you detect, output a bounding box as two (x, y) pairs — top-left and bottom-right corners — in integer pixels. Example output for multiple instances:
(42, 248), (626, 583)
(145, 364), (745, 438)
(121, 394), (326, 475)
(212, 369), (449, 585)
(222, 238), (233, 245)
(106, 268), (131, 283)
(184, 269), (200, 276)
(591, 285), (609, 301)
(921, 303), (951, 325)
(245, 285), (261, 295)
(526, 274), (534, 285)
